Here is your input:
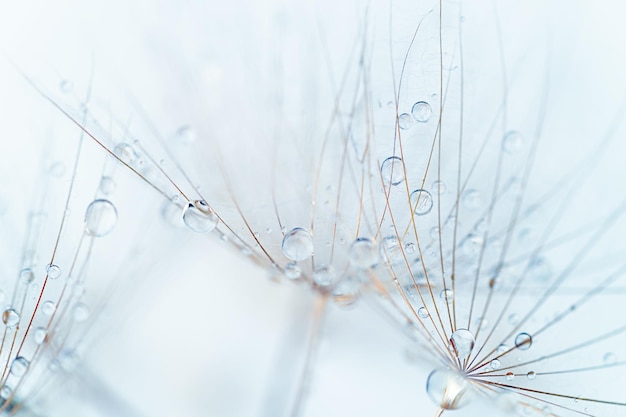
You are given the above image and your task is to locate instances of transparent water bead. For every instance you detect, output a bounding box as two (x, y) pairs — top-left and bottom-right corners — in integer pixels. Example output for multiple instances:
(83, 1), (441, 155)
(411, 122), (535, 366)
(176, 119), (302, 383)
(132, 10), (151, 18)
(527, 371), (536, 380)
(84, 199), (118, 237)
(73, 303), (89, 322)
(349, 238), (378, 269)
(449, 329), (475, 360)
(490, 359), (501, 369)
(418, 307), (429, 319)
(33, 327), (46, 345)
(515, 332), (533, 351)
(411, 101), (432, 123)
(99, 176), (116, 195)
(440, 289), (453, 304)
(2, 309), (19, 328)
(46, 264), (61, 279)
(332, 275), (361, 307)
(182, 200), (219, 233)
(312, 265), (337, 287)
(284, 262), (302, 280)
(502, 130), (523, 153)
(19, 268), (34, 283)
(114, 143), (139, 164)
(10, 357), (29, 377)
(426, 368), (473, 410)
(41, 301), (55, 316)
(380, 235), (403, 264)
(380, 156), (405, 186)
(410, 189), (434, 215)
(398, 113), (413, 130)
(282, 228), (314, 261)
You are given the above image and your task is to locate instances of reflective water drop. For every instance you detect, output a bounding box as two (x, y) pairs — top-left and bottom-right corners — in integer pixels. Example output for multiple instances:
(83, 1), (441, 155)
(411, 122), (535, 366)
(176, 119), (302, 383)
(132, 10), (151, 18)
(418, 307), (429, 319)
(332, 275), (360, 307)
(41, 301), (56, 316)
(0, 386), (11, 400)
(528, 257), (551, 281)
(398, 113), (413, 130)
(461, 233), (484, 256)
(404, 242), (416, 254)
(497, 344), (509, 354)
(426, 368), (473, 410)
(175, 125), (196, 145)
(34, 327), (46, 345)
(526, 371), (536, 380)
(410, 189), (434, 215)
(99, 176), (116, 195)
(515, 332), (533, 351)
(449, 329), (475, 360)
(411, 101), (432, 123)
(2, 309), (19, 328)
(490, 359), (501, 369)
(46, 264), (61, 279)
(381, 156), (405, 186)
(10, 357), (29, 377)
(440, 289), (453, 303)
(182, 200), (219, 233)
(349, 238), (378, 269)
(380, 235), (403, 264)
(281, 228), (314, 261)
(505, 372), (515, 381)
(284, 262), (302, 280)
(73, 303), (89, 322)
(432, 180), (447, 195)
(114, 143), (139, 164)
(502, 130), (523, 154)
(462, 189), (482, 209)
(85, 199), (118, 237)
(19, 268), (34, 283)
(312, 265), (337, 287)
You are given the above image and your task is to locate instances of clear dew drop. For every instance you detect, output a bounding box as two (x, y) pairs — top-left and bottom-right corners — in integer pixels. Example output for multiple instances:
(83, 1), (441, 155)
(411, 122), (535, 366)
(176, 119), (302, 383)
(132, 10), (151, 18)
(449, 329), (475, 360)
(380, 156), (405, 186)
(411, 101), (432, 123)
(526, 371), (536, 380)
(59, 79), (74, 93)
(349, 238), (378, 269)
(410, 189), (434, 215)
(440, 289), (453, 304)
(72, 303), (89, 322)
(2, 309), (19, 328)
(284, 262), (302, 280)
(398, 113), (413, 130)
(41, 301), (56, 316)
(33, 327), (46, 345)
(505, 372), (515, 381)
(99, 176), (116, 195)
(432, 180), (447, 195)
(462, 189), (482, 209)
(19, 268), (34, 283)
(418, 307), (429, 319)
(426, 368), (473, 410)
(85, 199), (118, 237)
(404, 242), (416, 254)
(114, 143), (139, 164)
(10, 357), (29, 377)
(182, 200), (219, 233)
(515, 332), (533, 351)
(497, 344), (509, 354)
(380, 235), (403, 264)
(490, 359), (501, 369)
(0, 386), (10, 400)
(281, 228), (314, 261)
(46, 264), (61, 279)
(332, 275), (361, 307)
(312, 265), (337, 287)
(502, 130), (523, 154)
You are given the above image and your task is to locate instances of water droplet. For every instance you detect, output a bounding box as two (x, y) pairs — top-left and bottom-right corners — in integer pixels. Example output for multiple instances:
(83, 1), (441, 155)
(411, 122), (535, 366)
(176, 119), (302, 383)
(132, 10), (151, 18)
(46, 264), (61, 279)
(449, 329), (475, 360)
(410, 189), (434, 215)
(432, 180), (447, 195)
(114, 143), (139, 164)
(426, 368), (473, 410)
(10, 357), (29, 377)
(312, 265), (337, 287)
(59, 79), (73, 93)
(381, 156), (405, 186)
(99, 176), (116, 195)
(418, 307), (429, 319)
(332, 275), (360, 307)
(526, 371), (536, 380)
(48, 162), (66, 177)
(41, 301), (56, 316)
(603, 352), (617, 364)
(505, 372), (515, 381)
(440, 289), (453, 303)
(490, 359), (501, 369)
(528, 257), (551, 281)
(175, 126), (196, 145)
(284, 262), (302, 280)
(461, 233), (484, 256)
(33, 327), (46, 345)
(405, 242), (416, 254)
(411, 101), (432, 123)
(398, 113), (413, 130)
(19, 269), (34, 283)
(84, 199), (118, 237)
(2, 309), (19, 328)
(502, 130), (523, 154)
(72, 303), (89, 322)
(182, 200), (219, 233)
(497, 344), (508, 354)
(349, 238), (378, 269)
(380, 235), (403, 264)
(0, 386), (11, 399)
(462, 189), (482, 209)
(515, 332), (533, 351)
(508, 313), (519, 325)
(281, 228), (314, 261)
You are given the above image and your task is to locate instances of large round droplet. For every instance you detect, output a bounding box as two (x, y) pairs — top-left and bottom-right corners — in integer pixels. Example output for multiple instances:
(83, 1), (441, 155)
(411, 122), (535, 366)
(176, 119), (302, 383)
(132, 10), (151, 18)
(515, 332), (533, 351)
(381, 156), (405, 186)
(41, 301), (55, 316)
(281, 228), (314, 261)
(19, 268), (34, 283)
(33, 327), (47, 345)
(46, 264), (61, 279)
(502, 130), (523, 154)
(2, 309), (19, 328)
(182, 200), (219, 233)
(426, 368), (473, 410)
(410, 189), (433, 215)
(312, 265), (337, 287)
(284, 262), (302, 280)
(349, 238), (378, 269)
(449, 329), (475, 360)
(10, 356), (29, 377)
(398, 113), (413, 130)
(84, 199), (118, 237)
(411, 101), (432, 123)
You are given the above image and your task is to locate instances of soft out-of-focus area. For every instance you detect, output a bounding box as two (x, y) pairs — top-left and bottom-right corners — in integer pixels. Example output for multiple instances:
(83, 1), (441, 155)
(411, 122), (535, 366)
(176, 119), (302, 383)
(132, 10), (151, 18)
(1, 1), (626, 417)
